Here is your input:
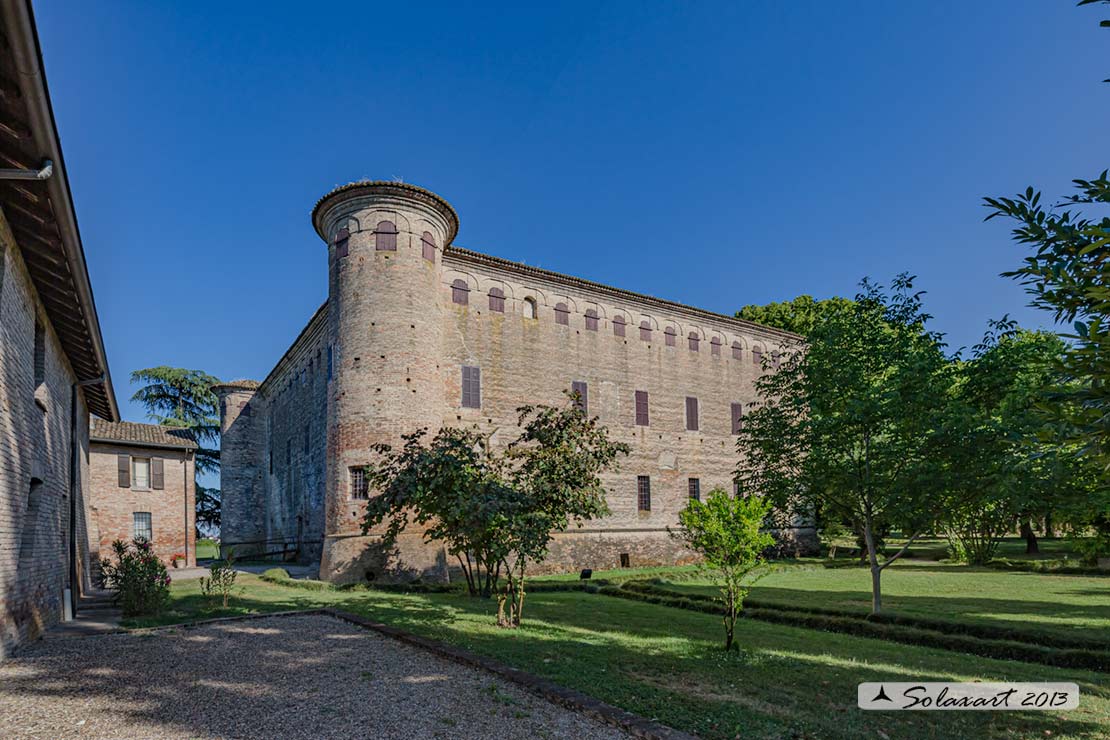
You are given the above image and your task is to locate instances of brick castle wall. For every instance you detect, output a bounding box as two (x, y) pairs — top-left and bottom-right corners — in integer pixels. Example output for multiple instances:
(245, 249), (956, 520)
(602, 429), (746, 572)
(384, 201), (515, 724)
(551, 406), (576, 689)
(0, 209), (95, 658)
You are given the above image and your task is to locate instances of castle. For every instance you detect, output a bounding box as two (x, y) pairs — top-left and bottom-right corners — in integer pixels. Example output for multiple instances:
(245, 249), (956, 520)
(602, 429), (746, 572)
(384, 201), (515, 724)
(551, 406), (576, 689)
(216, 181), (813, 584)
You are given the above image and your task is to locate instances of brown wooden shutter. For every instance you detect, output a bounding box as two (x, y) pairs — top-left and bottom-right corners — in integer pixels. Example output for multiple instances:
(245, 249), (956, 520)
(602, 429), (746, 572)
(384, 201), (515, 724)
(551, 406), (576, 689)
(334, 227), (350, 259)
(151, 458), (164, 490)
(572, 381), (588, 414)
(635, 390), (649, 426)
(731, 402), (744, 435)
(462, 366), (481, 408)
(686, 396), (699, 431)
(117, 454), (130, 487)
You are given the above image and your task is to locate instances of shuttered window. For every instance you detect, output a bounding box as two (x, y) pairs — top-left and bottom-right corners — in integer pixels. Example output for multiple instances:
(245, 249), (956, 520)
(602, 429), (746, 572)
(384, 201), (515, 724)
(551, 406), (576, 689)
(664, 327), (676, 347)
(731, 402), (744, 435)
(685, 396), (699, 431)
(451, 279), (470, 306)
(571, 381), (588, 414)
(334, 227), (350, 259)
(117, 454), (130, 487)
(151, 458), (164, 490)
(488, 287), (505, 312)
(688, 478), (700, 501)
(613, 315), (626, 337)
(461, 366), (481, 408)
(639, 321), (652, 342)
(133, 458), (151, 489)
(688, 332), (700, 351)
(421, 231), (436, 261)
(752, 347), (763, 366)
(585, 309), (599, 331)
(132, 512), (152, 541)
(350, 467), (369, 500)
(771, 351), (781, 368)
(711, 337), (722, 356)
(634, 390), (649, 426)
(637, 476), (651, 511)
(555, 302), (570, 325)
(375, 220), (398, 251)
(732, 341), (743, 360)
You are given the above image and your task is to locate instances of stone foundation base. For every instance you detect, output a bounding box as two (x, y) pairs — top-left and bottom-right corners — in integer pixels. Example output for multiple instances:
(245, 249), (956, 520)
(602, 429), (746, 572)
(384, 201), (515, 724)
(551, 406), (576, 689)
(320, 533), (450, 585)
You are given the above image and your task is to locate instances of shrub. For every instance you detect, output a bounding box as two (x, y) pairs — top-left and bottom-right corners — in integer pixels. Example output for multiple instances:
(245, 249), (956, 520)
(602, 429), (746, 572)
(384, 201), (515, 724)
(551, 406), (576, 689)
(99, 539), (171, 616)
(262, 567), (291, 580)
(200, 550), (239, 607)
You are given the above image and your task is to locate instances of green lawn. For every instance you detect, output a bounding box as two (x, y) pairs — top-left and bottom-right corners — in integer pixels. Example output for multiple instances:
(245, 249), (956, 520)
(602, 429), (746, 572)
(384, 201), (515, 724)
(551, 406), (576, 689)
(651, 560), (1110, 649)
(131, 574), (1110, 740)
(195, 538), (218, 560)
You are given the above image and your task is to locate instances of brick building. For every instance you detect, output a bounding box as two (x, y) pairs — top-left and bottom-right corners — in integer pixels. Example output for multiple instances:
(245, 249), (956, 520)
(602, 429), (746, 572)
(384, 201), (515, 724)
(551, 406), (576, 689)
(0, 1), (119, 657)
(217, 181), (814, 584)
(89, 420), (197, 569)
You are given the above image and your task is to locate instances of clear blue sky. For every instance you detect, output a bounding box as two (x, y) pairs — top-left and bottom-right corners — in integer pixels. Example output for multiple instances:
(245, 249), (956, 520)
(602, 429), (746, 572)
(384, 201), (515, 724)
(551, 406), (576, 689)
(34, 1), (1108, 425)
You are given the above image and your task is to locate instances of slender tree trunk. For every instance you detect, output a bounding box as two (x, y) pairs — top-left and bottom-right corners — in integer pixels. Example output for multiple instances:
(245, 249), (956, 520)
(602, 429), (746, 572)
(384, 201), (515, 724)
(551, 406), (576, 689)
(1020, 520), (1039, 554)
(862, 517), (882, 615)
(1044, 513), (1055, 539)
(723, 585), (737, 651)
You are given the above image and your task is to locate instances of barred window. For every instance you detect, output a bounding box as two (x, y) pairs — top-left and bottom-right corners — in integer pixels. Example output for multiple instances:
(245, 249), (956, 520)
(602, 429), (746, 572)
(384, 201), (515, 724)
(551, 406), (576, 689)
(489, 287), (506, 313)
(688, 478), (700, 502)
(375, 220), (398, 251)
(421, 231), (436, 262)
(585, 309), (599, 331)
(350, 467), (369, 500)
(132, 512), (152, 541)
(664, 327), (676, 347)
(451, 279), (470, 305)
(637, 476), (651, 511)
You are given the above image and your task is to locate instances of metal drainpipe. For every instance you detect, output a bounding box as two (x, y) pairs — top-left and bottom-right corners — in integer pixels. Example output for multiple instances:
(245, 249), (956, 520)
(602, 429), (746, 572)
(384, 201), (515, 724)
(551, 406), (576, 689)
(68, 375), (104, 620)
(184, 450), (191, 566)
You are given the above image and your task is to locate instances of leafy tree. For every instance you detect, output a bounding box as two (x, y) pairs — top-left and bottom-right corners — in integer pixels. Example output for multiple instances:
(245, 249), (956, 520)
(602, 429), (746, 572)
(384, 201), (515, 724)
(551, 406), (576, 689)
(736, 295), (856, 337)
(736, 275), (950, 615)
(362, 394), (629, 626)
(670, 489), (774, 651)
(130, 367), (222, 534)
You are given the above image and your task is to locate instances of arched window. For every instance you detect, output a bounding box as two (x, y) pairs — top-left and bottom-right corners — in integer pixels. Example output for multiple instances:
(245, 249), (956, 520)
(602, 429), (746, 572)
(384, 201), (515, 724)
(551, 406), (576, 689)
(585, 309), (599, 331)
(639, 320), (652, 342)
(732, 341), (743, 360)
(451, 279), (469, 306)
(664, 327), (677, 347)
(711, 337), (722, 357)
(613, 315), (626, 337)
(488, 287), (505, 312)
(375, 220), (398, 251)
(421, 231), (436, 262)
(522, 297), (537, 319)
(752, 345), (763, 366)
(688, 332), (700, 352)
(771, 350), (781, 368)
(555, 302), (570, 325)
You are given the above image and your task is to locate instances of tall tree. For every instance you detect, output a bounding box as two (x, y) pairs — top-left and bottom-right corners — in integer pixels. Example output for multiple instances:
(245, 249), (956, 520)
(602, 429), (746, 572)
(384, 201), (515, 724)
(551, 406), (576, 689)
(736, 275), (950, 614)
(736, 295), (855, 337)
(130, 367), (222, 535)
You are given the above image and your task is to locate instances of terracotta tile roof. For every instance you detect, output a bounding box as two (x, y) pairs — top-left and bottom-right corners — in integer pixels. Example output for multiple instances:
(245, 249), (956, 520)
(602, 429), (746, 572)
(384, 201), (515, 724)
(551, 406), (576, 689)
(90, 419), (198, 450)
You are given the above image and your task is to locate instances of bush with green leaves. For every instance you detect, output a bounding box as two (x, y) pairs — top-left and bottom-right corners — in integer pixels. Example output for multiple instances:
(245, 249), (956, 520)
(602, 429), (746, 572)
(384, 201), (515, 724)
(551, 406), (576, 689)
(670, 489), (775, 651)
(200, 549), (239, 607)
(98, 538), (171, 616)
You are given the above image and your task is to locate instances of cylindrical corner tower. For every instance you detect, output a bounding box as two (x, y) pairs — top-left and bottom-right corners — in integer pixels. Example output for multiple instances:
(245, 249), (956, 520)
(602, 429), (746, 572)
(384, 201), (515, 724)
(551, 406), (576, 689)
(213, 380), (262, 559)
(311, 181), (458, 583)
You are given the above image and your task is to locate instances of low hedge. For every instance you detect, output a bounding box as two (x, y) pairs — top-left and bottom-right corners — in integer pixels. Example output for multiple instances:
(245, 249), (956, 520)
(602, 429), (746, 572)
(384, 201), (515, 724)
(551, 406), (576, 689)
(986, 558), (1109, 576)
(605, 582), (1110, 673)
(259, 572), (336, 592)
(622, 580), (1110, 652)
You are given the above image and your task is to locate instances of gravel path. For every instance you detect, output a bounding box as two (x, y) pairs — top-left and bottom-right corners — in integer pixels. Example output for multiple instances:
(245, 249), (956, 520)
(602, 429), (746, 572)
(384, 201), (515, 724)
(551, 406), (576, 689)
(0, 613), (632, 739)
